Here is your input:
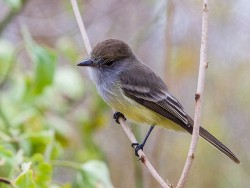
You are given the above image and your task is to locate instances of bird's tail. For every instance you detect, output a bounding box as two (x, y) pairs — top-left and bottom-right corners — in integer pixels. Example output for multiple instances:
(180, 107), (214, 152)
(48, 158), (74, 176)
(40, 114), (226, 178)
(185, 116), (240, 163)
(199, 126), (240, 164)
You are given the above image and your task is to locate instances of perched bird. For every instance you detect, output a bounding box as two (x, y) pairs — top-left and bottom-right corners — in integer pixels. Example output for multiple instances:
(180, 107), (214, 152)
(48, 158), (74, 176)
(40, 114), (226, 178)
(77, 39), (240, 164)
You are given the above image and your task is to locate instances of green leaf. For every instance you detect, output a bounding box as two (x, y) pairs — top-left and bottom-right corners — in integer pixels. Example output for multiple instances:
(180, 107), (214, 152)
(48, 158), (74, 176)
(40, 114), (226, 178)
(22, 27), (57, 96)
(14, 155), (52, 188)
(0, 145), (13, 160)
(31, 154), (52, 188)
(14, 162), (36, 188)
(15, 170), (35, 188)
(33, 46), (57, 95)
(73, 160), (114, 188)
(20, 131), (53, 155)
(0, 144), (16, 177)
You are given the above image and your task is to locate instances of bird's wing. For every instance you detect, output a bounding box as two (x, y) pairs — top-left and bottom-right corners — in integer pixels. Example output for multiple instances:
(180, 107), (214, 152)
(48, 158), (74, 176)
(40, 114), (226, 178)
(118, 64), (191, 130)
(119, 63), (240, 163)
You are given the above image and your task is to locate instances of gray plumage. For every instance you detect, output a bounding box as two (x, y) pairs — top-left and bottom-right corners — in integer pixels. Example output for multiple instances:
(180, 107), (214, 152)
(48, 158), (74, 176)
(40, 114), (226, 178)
(78, 39), (240, 164)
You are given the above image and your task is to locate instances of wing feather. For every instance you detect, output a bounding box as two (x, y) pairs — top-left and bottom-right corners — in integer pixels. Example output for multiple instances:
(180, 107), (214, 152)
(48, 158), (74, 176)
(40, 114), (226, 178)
(119, 64), (189, 126)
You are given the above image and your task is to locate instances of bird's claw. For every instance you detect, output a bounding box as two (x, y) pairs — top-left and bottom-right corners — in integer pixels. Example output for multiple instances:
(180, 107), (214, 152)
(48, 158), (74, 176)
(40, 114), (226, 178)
(113, 112), (126, 124)
(131, 143), (144, 157)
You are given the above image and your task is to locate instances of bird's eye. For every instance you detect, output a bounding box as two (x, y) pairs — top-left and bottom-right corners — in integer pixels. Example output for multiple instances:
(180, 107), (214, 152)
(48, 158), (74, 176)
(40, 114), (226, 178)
(105, 61), (114, 66)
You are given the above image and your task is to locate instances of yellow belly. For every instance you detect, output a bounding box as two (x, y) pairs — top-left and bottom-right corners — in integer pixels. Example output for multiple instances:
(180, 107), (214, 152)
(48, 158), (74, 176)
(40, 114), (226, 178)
(111, 96), (184, 132)
(97, 83), (184, 132)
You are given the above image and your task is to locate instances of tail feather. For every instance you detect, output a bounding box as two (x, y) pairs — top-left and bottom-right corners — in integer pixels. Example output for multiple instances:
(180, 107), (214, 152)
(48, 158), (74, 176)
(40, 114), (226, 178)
(185, 116), (240, 164)
(199, 126), (240, 164)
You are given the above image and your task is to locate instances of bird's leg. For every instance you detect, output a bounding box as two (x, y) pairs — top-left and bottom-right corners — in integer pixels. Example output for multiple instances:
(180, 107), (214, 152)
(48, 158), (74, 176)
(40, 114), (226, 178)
(113, 112), (126, 124)
(132, 125), (155, 157)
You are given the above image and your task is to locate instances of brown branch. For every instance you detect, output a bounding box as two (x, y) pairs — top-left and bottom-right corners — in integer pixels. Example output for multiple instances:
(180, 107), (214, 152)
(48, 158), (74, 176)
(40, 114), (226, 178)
(118, 118), (172, 188)
(0, 177), (12, 185)
(70, 0), (91, 55)
(176, 1), (209, 188)
(70, 0), (172, 187)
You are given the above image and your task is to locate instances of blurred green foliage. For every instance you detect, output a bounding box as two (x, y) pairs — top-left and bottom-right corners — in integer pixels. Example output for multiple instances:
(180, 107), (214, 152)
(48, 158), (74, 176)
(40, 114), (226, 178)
(0, 29), (113, 187)
(4, 0), (22, 10)
(1, 1), (249, 188)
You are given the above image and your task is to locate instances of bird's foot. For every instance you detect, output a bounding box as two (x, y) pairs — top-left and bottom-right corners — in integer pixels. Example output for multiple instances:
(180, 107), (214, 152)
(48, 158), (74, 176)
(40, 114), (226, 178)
(113, 112), (126, 124)
(131, 143), (144, 157)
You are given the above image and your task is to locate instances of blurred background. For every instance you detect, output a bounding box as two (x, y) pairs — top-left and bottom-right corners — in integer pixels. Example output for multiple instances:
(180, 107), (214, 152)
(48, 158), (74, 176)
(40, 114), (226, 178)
(0, 0), (249, 187)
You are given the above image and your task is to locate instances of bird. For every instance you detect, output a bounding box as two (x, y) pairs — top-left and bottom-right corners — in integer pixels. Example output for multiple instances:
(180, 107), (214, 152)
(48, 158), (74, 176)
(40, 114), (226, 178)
(77, 39), (240, 164)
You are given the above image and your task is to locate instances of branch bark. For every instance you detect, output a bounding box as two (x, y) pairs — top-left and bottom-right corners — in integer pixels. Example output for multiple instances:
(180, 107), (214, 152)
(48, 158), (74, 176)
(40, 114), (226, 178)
(70, 0), (91, 55)
(70, 0), (172, 187)
(176, 1), (209, 188)
(0, 177), (12, 185)
(118, 118), (172, 188)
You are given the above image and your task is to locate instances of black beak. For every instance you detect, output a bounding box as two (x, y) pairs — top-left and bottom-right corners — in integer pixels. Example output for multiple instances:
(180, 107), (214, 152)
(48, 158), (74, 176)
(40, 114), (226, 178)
(77, 59), (93, 67)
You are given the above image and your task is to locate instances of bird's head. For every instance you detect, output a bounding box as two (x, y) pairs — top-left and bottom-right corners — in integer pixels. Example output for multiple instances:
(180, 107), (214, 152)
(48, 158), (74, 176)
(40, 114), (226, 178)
(77, 39), (134, 68)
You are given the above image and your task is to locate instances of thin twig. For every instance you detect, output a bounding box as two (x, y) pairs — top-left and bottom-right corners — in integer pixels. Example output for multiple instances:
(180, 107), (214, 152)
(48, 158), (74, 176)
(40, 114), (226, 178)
(70, 0), (91, 54)
(176, 1), (209, 188)
(118, 118), (172, 188)
(70, 1), (171, 187)
(0, 177), (12, 185)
